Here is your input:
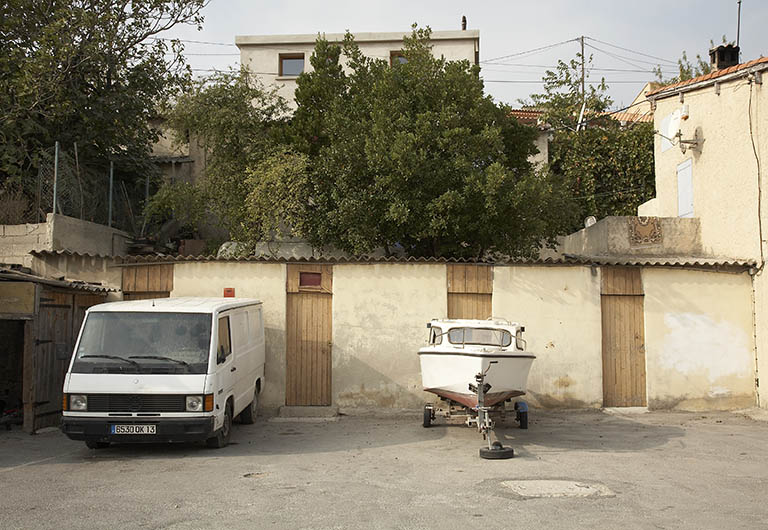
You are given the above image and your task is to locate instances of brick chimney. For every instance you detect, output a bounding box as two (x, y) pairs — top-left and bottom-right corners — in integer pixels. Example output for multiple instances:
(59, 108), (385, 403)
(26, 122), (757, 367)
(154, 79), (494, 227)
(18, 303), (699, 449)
(709, 44), (740, 70)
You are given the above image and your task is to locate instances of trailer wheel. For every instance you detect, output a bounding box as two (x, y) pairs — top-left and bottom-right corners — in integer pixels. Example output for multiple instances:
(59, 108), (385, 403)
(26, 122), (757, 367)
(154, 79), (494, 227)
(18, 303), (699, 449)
(239, 390), (258, 425)
(518, 411), (528, 430)
(422, 406), (432, 428)
(479, 445), (515, 459)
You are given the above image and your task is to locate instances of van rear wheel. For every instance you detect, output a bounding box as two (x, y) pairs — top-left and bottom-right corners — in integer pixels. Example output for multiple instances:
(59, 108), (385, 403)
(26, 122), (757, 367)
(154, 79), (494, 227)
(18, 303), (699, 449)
(239, 390), (258, 425)
(206, 403), (232, 448)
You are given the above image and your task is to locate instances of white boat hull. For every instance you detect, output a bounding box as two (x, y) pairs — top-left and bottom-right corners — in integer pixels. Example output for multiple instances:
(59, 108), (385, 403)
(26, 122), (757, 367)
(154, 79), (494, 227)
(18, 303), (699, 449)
(418, 349), (535, 408)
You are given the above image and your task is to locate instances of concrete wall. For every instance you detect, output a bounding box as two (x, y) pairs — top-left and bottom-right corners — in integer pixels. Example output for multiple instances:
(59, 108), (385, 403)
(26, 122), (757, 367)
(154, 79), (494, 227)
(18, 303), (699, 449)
(650, 75), (767, 260)
(237, 30), (479, 108)
(643, 268), (756, 410)
(158, 260), (757, 412)
(171, 262), (287, 411)
(49, 214), (130, 256)
(333, 263), (447, 409)
(29, 253), (121, 291)
(494, 265), (604, 408)
(0, 221), (50, 267)
(561, 216), (704, 257)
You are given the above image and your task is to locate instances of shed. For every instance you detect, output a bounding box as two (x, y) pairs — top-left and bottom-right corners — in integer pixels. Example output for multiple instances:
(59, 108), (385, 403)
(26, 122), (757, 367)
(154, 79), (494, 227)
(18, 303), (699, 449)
(0, 265), (113, 432)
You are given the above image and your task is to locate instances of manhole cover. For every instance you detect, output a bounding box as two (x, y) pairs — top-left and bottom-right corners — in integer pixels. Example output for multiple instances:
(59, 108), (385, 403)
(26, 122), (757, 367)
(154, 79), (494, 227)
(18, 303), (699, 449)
(501, 480), (614, 498)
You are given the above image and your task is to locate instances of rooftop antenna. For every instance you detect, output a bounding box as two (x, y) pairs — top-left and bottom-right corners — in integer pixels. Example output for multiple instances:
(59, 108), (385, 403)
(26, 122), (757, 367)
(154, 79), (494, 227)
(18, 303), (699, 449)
(736, 0), (742, 58)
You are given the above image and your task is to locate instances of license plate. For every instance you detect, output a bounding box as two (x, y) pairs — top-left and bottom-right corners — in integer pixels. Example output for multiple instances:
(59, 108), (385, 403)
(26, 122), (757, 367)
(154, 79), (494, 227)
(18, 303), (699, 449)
(111, 424), (156, 435)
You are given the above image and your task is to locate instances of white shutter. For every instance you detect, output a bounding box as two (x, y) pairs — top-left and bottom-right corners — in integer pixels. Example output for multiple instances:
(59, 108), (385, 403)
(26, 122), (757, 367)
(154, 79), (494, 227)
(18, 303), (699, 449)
(677, 159), (694, 218)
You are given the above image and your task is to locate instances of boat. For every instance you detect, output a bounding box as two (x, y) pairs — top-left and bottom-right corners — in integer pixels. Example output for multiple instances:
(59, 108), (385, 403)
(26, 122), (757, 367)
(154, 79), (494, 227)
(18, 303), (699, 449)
(418, 318), (536, 409)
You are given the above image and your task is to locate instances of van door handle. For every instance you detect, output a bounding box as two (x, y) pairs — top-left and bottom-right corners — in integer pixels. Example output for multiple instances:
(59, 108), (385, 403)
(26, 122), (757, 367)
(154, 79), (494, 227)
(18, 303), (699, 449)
(230, 367), (237, 372)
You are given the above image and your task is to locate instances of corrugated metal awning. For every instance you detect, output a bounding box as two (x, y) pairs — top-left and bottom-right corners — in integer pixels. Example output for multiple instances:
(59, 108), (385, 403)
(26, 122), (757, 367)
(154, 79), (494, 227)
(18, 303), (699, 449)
(0, 267), (116, 293)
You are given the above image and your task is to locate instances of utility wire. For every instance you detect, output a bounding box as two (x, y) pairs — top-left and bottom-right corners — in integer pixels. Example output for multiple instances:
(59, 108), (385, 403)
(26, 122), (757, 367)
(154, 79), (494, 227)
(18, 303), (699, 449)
(585, 42), (666, 68)
(151, 36), (236, 47)
(481, 38), (579, 64)
(484, 79), (650, 84)
(585, 37), (677, 65)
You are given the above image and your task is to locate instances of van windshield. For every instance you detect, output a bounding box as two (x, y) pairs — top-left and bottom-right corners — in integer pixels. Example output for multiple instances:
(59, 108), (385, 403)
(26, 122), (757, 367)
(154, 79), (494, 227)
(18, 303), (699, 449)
(71, 312), (211, 374)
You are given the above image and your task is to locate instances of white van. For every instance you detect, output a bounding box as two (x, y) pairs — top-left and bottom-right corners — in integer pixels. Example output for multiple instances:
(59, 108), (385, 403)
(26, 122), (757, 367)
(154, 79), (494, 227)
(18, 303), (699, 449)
(61, 297), (265, 449)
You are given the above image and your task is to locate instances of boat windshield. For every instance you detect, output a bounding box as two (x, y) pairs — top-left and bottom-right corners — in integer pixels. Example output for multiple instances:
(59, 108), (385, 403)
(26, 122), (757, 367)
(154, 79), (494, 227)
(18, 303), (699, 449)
(447, 327), (512, 347)
(71, 312), (212, 374)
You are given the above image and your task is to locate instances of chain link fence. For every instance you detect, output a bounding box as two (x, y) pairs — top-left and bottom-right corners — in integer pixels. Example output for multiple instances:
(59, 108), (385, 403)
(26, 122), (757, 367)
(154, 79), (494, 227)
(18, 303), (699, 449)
(1, 143), (149, 234)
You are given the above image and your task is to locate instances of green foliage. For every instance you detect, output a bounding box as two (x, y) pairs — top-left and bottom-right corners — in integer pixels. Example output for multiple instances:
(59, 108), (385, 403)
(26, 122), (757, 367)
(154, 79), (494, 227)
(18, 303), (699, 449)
(529, 50), (655, 228)
(528, 53), (612, 131)
(267, 27), (566, 258)
(144, 180), (208, 232)
(654, 38), (732, 84)
(0, 0), (205, 220)
(164, 67), (288, 240)
(549, 123), (656, 225)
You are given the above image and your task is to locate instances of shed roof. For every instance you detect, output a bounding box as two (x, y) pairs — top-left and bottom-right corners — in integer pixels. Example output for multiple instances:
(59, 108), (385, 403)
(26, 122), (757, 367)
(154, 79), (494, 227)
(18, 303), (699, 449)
(0, 266), (116, 293)
(117, 253), (755, 270)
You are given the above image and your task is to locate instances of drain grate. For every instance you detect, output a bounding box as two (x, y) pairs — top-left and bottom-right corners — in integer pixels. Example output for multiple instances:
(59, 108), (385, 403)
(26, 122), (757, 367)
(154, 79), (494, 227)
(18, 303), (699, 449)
(501, 480), (614, 498)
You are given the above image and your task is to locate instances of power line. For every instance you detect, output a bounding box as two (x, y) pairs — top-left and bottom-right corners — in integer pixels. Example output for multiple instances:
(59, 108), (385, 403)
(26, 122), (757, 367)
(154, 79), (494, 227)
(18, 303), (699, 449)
(481, 38), (579, 64)
(482, 62), (677, 74)
(585, 37), (677, 65)
(151, 36), (236, 47)
(585, 42), (666, 68)
(483, 79), (651, 84)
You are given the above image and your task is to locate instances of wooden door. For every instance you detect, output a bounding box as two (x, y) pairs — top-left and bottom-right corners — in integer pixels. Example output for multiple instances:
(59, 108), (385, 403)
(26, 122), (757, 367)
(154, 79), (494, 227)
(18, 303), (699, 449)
(447, 264), (492, 319)
(32, 291), (73, 430)
(122, 264), (173, 299)
(601, 267), (647, 407)
(285, 264), (332, 406)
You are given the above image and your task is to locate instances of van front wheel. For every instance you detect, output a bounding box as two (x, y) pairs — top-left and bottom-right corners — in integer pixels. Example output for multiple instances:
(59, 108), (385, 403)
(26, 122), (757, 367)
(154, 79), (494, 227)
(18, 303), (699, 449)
(239, 390), (258, 425)
(206, 404), (232, 449)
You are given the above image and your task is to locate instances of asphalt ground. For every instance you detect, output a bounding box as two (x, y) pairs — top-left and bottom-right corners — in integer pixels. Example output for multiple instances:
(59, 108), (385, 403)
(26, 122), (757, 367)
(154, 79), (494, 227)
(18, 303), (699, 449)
(0, 409), (767, 529)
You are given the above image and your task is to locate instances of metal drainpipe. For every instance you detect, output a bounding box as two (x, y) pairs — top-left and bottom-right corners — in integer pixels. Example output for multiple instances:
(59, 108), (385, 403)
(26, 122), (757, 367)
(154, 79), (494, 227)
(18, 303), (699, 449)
(750, 269), (761, 408)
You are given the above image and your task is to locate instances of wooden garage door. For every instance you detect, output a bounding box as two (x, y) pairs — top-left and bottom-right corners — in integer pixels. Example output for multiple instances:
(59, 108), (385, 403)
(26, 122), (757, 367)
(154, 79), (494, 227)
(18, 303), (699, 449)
(286, 264), (332, 406)
(447, 264), (492, 319)
(601, 267), (647, 407)
(122, 264), (173, 300)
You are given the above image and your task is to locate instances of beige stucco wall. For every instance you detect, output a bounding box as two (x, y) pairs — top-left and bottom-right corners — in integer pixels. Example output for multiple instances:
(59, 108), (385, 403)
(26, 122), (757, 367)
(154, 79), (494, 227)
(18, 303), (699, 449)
(237, 30), (479, 107)
(493, 265), (604, 408)
(643, 268), (756, 410)
(651, 77), (766, 260)
(171, 262), (287, 411)
(332, 263), (447, 409)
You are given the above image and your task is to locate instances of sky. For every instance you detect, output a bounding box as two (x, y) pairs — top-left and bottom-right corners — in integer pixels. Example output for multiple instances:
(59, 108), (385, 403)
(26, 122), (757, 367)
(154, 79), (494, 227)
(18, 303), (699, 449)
(162, 0), (767, 110)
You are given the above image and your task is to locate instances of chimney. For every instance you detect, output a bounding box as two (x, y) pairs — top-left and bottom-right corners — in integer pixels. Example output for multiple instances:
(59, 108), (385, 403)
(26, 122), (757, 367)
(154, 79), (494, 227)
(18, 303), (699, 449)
(709, 44), (740, 70)
(461, 15), (467, 30)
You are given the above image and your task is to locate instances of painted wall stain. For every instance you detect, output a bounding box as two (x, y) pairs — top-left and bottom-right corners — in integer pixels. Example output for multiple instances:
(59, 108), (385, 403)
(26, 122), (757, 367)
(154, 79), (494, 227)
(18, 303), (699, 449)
(545, 341), (555, 349)
(659, 312), (752, 383)
(554, 376), (573, 389)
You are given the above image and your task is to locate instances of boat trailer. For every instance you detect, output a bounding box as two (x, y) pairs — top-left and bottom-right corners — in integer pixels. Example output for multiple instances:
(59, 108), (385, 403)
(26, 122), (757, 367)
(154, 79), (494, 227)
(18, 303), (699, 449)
(423, 361), (528, 459)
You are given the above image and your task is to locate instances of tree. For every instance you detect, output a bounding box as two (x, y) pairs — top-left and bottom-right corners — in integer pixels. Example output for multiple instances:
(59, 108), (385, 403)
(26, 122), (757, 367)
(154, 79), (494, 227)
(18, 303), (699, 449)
(653, 38), (732, 84)
(0, 0), (206, 222)
(528, 52), (655, 228)
(266, 27), (570, 258)
(157, 67), (289, 242)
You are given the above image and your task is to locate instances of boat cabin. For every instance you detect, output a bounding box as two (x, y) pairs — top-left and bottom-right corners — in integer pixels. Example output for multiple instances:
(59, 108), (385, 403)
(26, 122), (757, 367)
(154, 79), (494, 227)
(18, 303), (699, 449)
(426, 319), (526, 350)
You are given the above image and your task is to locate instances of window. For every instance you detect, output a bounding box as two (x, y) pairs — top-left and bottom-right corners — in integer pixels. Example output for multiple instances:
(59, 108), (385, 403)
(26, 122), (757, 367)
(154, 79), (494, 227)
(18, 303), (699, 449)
(677, 159), (694, 218)
(429, 326), (443, 345)
(299, 271), (322, 288)
(447, 327), (512, 347)
(390, 51), (407, 65)
(217, 316), (232, 363)
(279, 53), (305, 77)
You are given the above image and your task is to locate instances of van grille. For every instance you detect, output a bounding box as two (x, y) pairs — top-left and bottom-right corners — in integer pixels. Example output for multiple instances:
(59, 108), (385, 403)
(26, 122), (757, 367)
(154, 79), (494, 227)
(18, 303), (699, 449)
(86, 394), (186, 413)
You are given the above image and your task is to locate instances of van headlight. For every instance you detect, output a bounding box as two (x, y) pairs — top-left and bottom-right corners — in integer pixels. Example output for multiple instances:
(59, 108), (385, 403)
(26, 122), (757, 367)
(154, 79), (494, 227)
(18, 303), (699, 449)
(70, 394), (87, 411)
(186, 395), (204, 412)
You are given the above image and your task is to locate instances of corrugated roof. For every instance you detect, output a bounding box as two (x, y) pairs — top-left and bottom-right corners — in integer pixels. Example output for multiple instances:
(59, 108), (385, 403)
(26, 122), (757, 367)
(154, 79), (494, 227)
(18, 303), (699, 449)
(647, 56), (768, 98)
(0, 267), (116, 293)
(509, 108), (544, 126)
(31, 249), (124, 259)
(609, 111), (653, 123)
(117, 253), (755, 269)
